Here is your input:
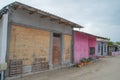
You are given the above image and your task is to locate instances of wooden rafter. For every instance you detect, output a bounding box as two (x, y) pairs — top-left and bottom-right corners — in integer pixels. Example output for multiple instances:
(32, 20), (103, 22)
(40, 15), (49, 18)
(50, 18), (59, 22)
(12, 4), (23, 10)
(29, 10), (37, 14)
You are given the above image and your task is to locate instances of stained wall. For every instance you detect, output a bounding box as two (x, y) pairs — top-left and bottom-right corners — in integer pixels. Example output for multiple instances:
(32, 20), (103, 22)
(74, 31), (96, 64)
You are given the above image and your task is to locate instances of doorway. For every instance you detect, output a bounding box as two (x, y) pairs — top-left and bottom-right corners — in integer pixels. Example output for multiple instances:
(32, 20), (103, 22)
(52, 33), (61, 67)
(101, 42), (103, 55)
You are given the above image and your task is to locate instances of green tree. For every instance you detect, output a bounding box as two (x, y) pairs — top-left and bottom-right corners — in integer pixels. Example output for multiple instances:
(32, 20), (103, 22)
(116, 42), (120, 45)
(108, 41), (114, 46)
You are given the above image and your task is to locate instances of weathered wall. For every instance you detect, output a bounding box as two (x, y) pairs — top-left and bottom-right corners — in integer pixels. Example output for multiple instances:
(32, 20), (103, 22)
(63, 35), (72, 63)
(10, 8), (72, 35)
(88, 36), (96, 57)
(74, 31), (96, 64)
(74, 32), (89, 63)
(9, 25), (50, 66)
(7, 8), (73, 75)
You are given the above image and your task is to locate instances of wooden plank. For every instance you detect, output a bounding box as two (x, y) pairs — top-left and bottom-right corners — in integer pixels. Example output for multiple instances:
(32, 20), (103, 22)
(9, 59), (23, 77)
(64, 35), (72, 62)
(32, 58), (49, 72)
(52, 35), (61, 65)
(9, 25), (50, 66)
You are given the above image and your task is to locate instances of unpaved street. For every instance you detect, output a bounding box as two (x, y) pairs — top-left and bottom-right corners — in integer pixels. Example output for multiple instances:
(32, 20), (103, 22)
(11, 56), (120, 80)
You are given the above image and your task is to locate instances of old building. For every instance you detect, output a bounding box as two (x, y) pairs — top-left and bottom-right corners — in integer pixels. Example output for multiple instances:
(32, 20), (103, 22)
(0, 2), (83, 78)
(74, 31), (96, 64)
(96, 37), (109, 56)
(108, 43), (120, 56)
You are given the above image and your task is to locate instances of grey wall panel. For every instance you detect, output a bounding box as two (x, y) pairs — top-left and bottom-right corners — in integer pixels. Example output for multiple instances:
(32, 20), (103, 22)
(0, 13), (9, 63)
(0, 19), (2, 53)
(10, 9), (72, 35)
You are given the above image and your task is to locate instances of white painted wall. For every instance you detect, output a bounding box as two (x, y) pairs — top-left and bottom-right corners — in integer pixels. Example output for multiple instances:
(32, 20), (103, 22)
(0, 19), (2, 61)
(103, 43), (108, 56)
(96, 41), (102, 56)
(96, 41), (108, 56)
(0, 13), (8, 63)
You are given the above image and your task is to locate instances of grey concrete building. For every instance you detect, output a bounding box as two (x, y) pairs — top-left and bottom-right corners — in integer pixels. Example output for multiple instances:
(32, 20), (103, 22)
(0, 2), (83, 79)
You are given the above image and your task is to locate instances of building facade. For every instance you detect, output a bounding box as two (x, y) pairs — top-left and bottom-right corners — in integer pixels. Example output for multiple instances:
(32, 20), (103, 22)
(74, 31), (96, 64)
(0, 2), (82, 78)
(96, 37), (109, 56)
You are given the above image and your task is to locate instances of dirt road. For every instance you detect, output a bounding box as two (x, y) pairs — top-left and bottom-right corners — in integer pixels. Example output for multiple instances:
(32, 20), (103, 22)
(11, 56), (120, 80)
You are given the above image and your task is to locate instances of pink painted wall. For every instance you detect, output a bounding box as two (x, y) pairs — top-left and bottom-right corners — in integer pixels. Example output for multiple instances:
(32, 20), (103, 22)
(88, 36), (96, 57)
(74, 31), (96, 64)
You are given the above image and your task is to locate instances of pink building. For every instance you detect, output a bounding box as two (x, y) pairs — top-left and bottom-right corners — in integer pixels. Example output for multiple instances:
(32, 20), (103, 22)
(74, 31), (96, 64)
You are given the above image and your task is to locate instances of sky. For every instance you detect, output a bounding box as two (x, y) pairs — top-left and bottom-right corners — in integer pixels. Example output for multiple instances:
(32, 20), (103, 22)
(0, 0), (120, 42)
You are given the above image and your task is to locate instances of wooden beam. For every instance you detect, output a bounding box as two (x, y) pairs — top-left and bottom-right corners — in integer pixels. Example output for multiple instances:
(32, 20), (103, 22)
(12, 5), (23, 10)
(59, 20), (71, 26)
(29, 11), (37, 14)
(58, 20), (65, 24)
(13, 5), (19, 10)
(40, 15), (49, 18)
(50, 18), (59, 22)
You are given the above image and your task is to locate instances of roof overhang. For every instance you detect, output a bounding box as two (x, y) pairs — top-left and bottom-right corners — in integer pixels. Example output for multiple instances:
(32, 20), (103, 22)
(0, 2), (84, 28)
(74, 31), (110, 42)
(97, 37), (109, 42)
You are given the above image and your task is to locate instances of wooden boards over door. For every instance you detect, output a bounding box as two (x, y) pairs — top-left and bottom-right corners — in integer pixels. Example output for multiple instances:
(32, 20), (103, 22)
(64, 35), (72, 63)
(52, 33), (61, 66)
(9, 25), (50, 66)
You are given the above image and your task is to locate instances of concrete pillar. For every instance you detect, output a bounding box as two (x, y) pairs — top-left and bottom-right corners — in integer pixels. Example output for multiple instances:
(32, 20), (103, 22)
(49, 32), (53, 70)
(71, 30), (74, 64)
(1, 71), (4, 80)
(61, 34), (64, 65)
(0, 12), (8, 80)
(0, 12), (8, 64)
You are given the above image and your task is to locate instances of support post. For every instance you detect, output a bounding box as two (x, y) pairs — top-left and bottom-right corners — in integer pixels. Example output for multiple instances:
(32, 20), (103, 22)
(49, 32), (53, 69)
(1, 71), (4, 80)
(0, 12), (8, 80)
(61, 34), (64, 66)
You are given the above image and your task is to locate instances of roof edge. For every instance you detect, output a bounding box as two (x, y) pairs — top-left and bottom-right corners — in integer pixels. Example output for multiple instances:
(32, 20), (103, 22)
(74, 30), (110, 40)
(0, 1), (84, 28)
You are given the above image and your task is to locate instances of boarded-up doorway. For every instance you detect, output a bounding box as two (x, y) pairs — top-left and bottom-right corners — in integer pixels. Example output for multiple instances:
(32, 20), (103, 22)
(52, 33), (61, 67)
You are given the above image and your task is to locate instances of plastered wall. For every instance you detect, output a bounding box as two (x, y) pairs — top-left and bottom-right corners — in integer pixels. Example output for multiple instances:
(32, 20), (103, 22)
(0, 19), (2, 60)
(10, 8), (72, 35)
(74, 31), (96, 64)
